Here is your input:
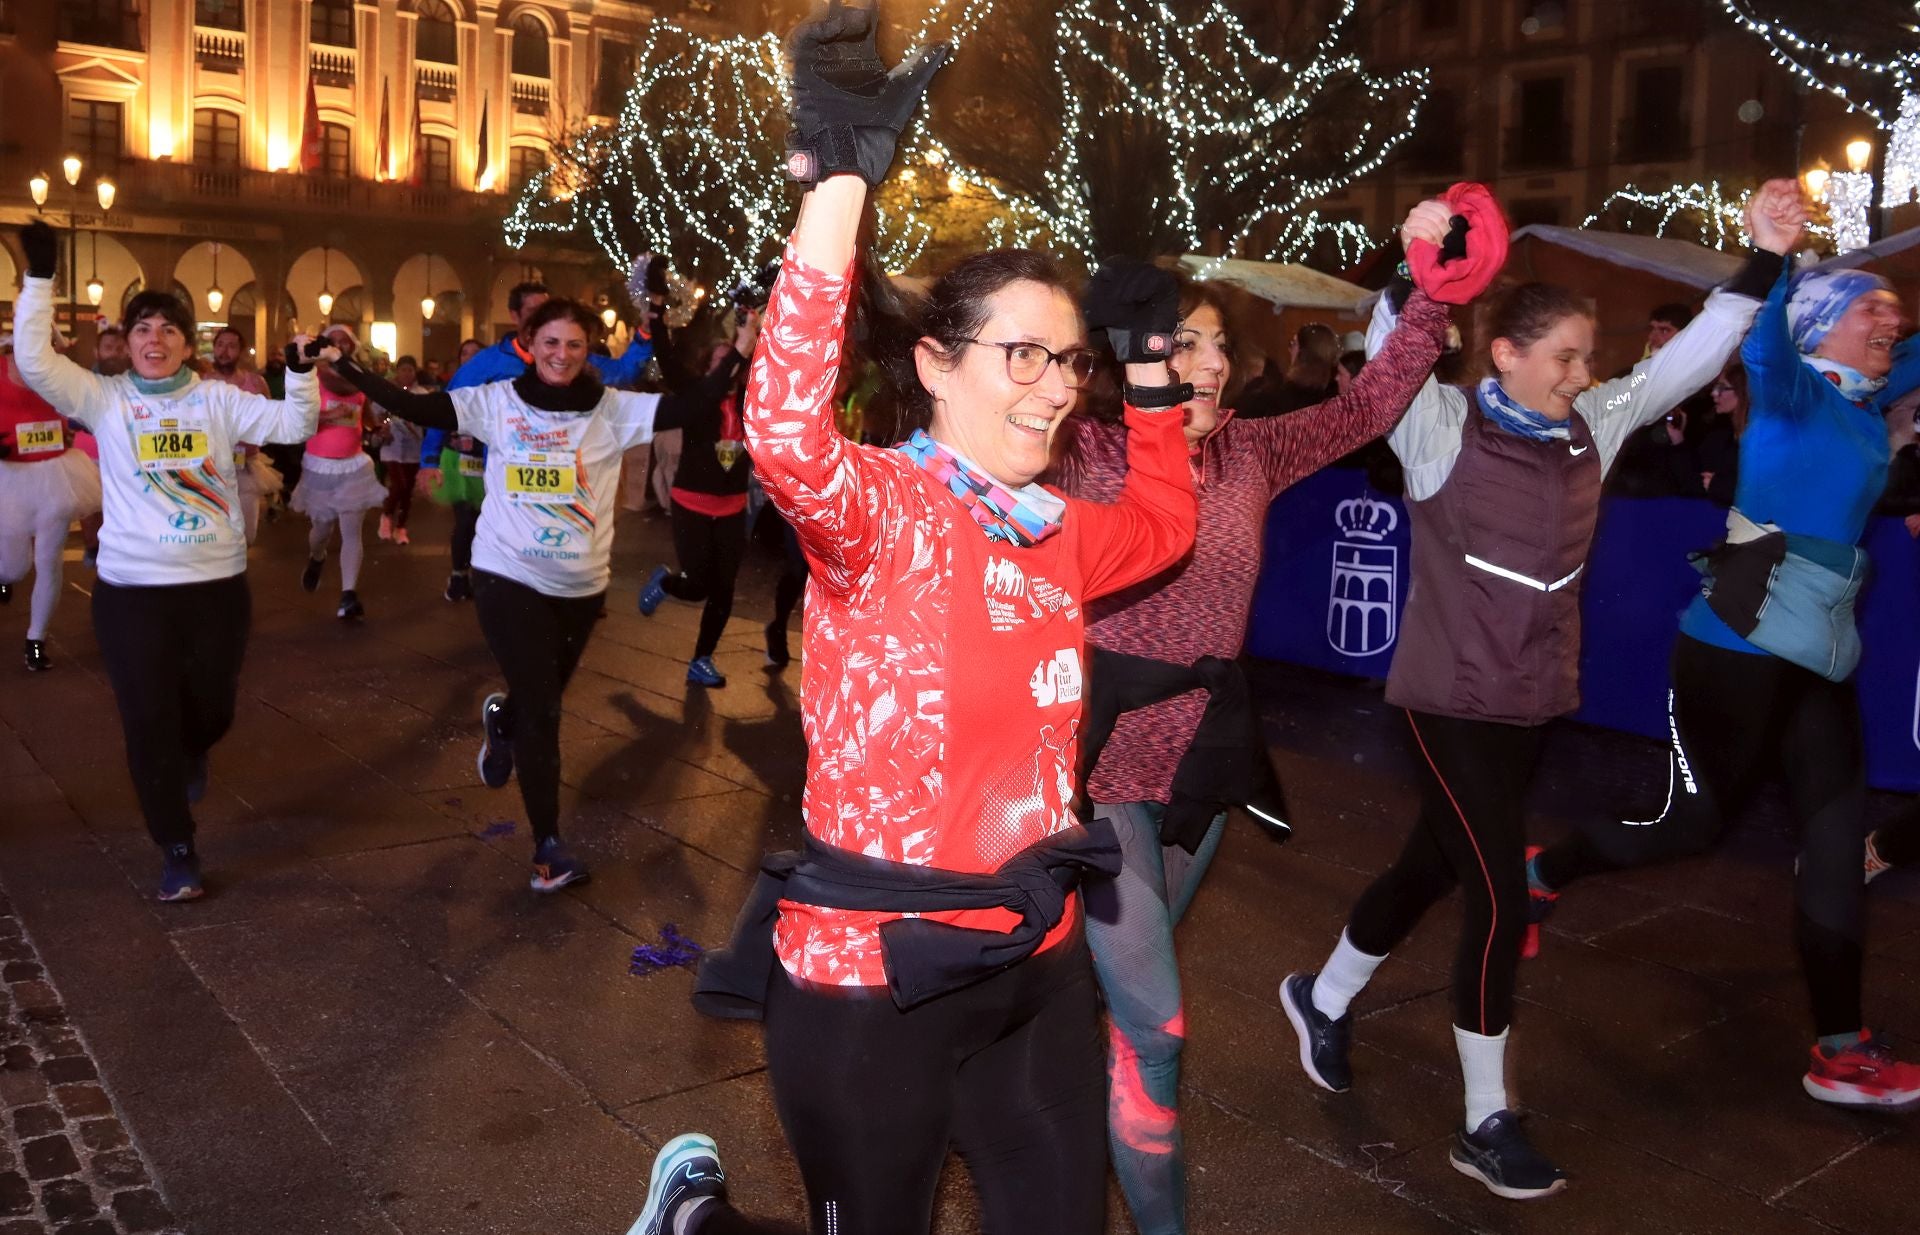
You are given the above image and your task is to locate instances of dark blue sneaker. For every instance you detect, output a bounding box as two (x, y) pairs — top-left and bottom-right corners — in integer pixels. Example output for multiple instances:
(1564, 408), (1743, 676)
(186, 753), (209, 805)
(1280, 972), (1353, 1093)
(686, 656), (726, 688)
(637, 565), (670, 617)
(530, 836), (590, 894)
(1450, 1109), (1567, 1200)
(627, 1132), (726, 1235)
(158, 845), (204, 903)
(478, 693), (514, 789)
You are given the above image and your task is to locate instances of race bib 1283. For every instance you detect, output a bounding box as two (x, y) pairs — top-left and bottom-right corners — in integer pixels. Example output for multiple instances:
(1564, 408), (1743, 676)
(503, 452), (577, 504)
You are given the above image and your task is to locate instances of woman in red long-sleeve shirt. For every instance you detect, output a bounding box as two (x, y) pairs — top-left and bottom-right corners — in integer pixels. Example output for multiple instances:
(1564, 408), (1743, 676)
(1046, 200), (1457, 1235)
(628, 8), (1195, 1235)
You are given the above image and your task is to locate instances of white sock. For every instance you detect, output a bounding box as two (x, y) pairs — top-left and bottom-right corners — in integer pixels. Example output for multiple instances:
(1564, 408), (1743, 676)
(1311, 929), (1386, 1020)
(1454, 1025), (1510, 1132)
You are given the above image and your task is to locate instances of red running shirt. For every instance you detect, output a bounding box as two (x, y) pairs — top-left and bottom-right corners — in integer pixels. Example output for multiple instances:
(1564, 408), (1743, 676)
(745, 246), (1196, 988)
(0, 356), (69, 461)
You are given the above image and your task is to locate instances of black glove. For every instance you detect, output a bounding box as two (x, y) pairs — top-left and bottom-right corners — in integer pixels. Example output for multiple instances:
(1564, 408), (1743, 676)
(284, 336), (329, 374)
(1084, 259), (1181, 364)
(784, 1), (952, 187)
(20, 222), (58, 280)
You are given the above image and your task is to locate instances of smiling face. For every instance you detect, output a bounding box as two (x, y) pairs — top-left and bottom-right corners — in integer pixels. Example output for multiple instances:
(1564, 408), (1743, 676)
(1171, 302), (1232, 445)
(530, 317), (590, 387)
(919, 279), (1082, 489)
(1815, 289), (1905, 379)
(127, 315), (193, 382)
(1491, 313), (1595, 420)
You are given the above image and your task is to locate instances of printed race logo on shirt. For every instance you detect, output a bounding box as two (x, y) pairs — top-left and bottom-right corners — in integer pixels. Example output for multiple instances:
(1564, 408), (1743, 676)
(1029, 648), (1083, 708)
(984, 555), (1043, 630)
(14, 420), (62, 455)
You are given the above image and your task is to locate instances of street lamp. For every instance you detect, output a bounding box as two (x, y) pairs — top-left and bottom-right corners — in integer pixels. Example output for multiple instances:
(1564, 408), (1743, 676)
(95, 179), (115, 212)
(600, 306), (618, 329)
(317, 249), (334, 319)
(1804, 166), (1830, 200)
(86, 231), (102, 307)
(61, 154), (81, 188)
(26, 155), (122, 323)
(207, 243), (224, 316)
(419, 254), (437, 321)
(28, 174), (47, 207)
(1847, 138), (1874, 174)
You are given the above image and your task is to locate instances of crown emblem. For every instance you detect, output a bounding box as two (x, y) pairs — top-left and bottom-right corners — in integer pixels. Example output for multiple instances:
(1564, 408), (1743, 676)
(1335, 496), (1398, 541)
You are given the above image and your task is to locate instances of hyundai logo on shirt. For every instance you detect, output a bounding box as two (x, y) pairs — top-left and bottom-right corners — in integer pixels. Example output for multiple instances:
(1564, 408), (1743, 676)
(169, 511), (207, 532)
(536, 526), (571, 548)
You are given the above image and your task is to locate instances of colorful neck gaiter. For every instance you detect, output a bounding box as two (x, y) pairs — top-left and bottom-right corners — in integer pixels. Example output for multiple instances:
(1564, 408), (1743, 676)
(1476, 377), (1571, 441)
(897, 428), (1065, 547)
(129, 369), (195, 397)
(1803, 356), (1889, 406)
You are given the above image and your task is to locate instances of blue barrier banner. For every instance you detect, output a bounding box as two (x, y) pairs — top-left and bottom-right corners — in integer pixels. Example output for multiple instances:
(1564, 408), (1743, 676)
(1247, 468), (1920, 791)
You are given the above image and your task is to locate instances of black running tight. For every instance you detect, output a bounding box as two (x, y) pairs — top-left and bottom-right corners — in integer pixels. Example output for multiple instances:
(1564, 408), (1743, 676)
(1534, 635), (1867, 1037)
(1346, 710), (1544, 1036)
(471, 571), (601, 843)
(695, 935), (1108, 1235)
(450, 500), (480, 572)
(771, 517), (808, 636)
(661, 504), (746, 660)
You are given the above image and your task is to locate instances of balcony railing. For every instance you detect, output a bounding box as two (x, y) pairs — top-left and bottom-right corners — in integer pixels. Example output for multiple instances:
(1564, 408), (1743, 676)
(416, 65), (457, 102)
(511, 75), (550, 117)
(311, 46), (354, 88)
(1503, 123), (1572, 171)
(194, 26), (244, 72)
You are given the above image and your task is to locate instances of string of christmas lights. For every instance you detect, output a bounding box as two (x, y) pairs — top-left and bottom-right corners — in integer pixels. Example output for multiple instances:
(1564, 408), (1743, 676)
(1581, 181), (1754, 249)
(503, 1), (1423, 288)
(1826, 169), (1875, 251)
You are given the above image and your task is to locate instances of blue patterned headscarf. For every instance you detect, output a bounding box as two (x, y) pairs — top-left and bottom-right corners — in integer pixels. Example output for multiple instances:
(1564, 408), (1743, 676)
(1786, 269), (1893, 354)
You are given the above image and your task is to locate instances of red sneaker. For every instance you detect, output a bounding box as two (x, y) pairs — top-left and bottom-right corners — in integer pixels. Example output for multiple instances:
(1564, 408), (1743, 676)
(1522, 844), (1558, 961)
(1803, 1031), (1920, 1107)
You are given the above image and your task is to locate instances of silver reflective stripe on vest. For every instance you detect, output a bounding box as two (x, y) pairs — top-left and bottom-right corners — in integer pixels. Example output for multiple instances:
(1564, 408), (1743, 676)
(1462, 554), (1584, 592)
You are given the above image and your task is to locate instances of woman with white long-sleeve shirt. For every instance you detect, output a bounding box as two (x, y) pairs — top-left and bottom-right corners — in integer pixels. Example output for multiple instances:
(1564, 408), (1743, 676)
(1281, 182), (1805, 1201)
(11, 221), (324, 902)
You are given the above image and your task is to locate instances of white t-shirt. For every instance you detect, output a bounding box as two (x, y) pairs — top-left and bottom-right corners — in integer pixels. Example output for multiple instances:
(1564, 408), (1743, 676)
(11, 277), (319, 586)
(451, 380), (661, 597)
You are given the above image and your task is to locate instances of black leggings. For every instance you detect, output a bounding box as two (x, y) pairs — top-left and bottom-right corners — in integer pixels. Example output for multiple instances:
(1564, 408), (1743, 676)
(451, 500), (481, 572)
(771, 517), (808, 635)
(660, 504), (746, 660)
(1874, 803), (1920, 866)
(1347, 710), (1544, 1036)
(698, 933), (1108, 1235)
(472, 570), (601, 843)
(93, 575), (251, 849)
(1535, 634), (1866, 1036)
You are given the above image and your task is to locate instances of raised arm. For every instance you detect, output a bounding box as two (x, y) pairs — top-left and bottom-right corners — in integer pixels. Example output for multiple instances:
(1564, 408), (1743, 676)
(1249, 292), (1448, 494)
(220, 356), (322, 446)
(587, 329), (656, 388)
(12, 225), (113, 426)
(332, 356), (459, 430)
(653, 317), (754, 436)
(1069, 404), (1197, 599)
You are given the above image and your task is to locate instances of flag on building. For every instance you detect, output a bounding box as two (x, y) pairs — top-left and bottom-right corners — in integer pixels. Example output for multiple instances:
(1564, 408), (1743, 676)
(475, 92), (491, 191)
(376, 78), (391, 180)
(299, 71), (323, 173)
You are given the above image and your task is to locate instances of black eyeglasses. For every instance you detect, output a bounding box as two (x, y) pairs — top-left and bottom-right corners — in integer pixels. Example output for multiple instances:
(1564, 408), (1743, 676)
(961, 338), (1099, 389)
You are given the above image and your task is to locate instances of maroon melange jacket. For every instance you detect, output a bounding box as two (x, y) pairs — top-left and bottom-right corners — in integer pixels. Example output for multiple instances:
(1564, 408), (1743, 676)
(1048, 291), (1451, 806)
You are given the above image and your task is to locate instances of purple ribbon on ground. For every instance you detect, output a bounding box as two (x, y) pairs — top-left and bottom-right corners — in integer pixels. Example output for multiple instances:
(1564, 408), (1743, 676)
(630, 925), (704, 975)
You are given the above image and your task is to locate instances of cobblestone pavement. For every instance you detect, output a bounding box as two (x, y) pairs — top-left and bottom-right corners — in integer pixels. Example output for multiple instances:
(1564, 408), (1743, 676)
(0, 897), (177, 1235)
(0, 500), (1916, 1234)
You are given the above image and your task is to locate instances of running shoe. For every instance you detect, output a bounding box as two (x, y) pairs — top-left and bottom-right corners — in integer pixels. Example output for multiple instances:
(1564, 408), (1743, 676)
(157, 845), (204, 903)
(531, 836), (590, 893)
(686, 656), (727, 688)
(378, 514), (393, 541)
(627, 1132), (727, 1235)
(1803, 1030), (1920, 1107)
(336, 590), (365, 621)
(478, 693), (514, 789)
(764, 621), (791, 669)
(186, 753), (209, 805)
(301, 556), (325, 593)
(1865, 831), (1892, 885)
(393, 527), (411, 546)
(1280, 972), (1353, 1093)
(1522, 844), (1557, 961)
(444, 571), (473, 602)
(637, 565), (670, 617)
(23, 639), (49, 672)
(1449, 1110), (1567, 1200)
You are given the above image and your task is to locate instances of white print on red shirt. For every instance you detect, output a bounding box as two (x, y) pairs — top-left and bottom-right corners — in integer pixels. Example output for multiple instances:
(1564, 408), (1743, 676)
(1029, 648), (1083, 708)
(985, 554), (1043, 630)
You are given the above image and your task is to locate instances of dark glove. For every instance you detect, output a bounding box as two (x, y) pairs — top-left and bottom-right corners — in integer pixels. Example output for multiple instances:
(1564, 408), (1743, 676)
(20, 221), (58, 280)
(784, 1), (952, 187)
(1084, 259), (1181, 364)
(284, 336), (329, 374)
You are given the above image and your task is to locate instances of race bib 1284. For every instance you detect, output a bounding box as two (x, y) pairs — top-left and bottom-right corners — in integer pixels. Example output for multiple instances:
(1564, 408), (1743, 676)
(137, 428), (207, 472)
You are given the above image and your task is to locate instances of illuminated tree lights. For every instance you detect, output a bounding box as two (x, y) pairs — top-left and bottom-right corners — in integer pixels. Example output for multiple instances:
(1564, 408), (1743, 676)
(503, 0), (1426, 286)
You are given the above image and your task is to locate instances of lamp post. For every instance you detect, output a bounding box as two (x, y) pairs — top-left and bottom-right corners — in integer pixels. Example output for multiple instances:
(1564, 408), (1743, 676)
(26, 154), (117, 324)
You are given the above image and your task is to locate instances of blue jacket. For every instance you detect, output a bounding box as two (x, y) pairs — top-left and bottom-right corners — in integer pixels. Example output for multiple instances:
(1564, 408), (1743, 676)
(1681, 268), (1920, 656)
(422, 332), (656, 461)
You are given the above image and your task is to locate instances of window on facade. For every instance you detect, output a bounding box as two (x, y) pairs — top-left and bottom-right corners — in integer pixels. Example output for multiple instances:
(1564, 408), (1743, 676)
(511, 13), (550, 77)
(310, 0), (354, 48)
(60, 0), (141, 50)
(195, 0), (243, 30)
(1624, 64), (1688, 162)
(1402, 87), (1463, 173)
(320, 123), (352, 179)
(1508, 77), (1569, 169)
(67, 98), (124, 171)
(1418, 0), (1460, 30)
(416, 0), (458, 65)
(508, 145), (547, 190)
(193, 109), (241, 170)
(420, 134), (453, 187)
(595, 39), (633, 115)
